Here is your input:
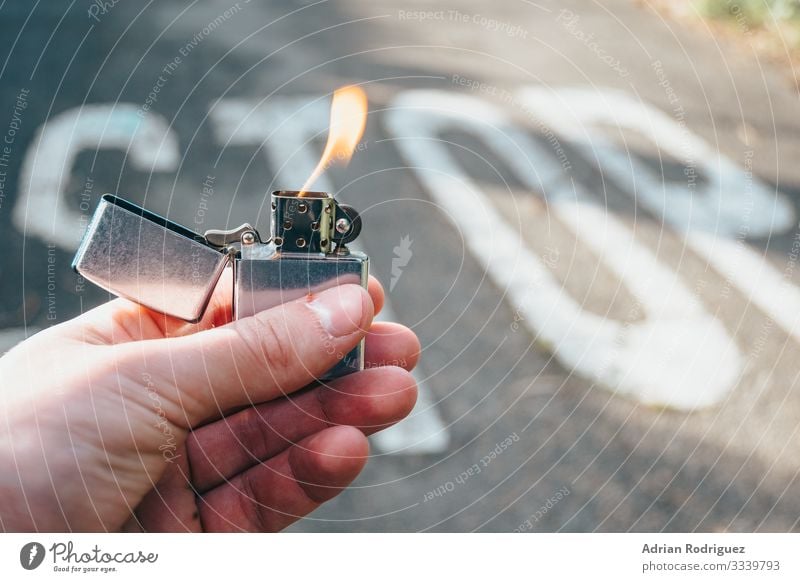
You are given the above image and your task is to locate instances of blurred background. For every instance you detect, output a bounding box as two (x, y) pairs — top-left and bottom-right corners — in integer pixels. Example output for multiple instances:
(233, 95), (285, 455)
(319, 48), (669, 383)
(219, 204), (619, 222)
(1, 0), (800, 531)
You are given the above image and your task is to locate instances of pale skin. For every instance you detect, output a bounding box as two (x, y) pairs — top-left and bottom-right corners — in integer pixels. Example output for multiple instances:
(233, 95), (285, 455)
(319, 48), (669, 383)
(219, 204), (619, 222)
(0, 276), (420, 532)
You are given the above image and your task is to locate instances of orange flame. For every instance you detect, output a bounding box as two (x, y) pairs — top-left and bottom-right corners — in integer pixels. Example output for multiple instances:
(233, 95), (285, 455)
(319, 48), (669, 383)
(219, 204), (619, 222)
(300, 85), (368, 195)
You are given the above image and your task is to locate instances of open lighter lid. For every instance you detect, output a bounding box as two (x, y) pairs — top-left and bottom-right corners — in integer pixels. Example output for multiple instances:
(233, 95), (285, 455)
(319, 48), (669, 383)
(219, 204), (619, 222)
(72, 194), (230, 322)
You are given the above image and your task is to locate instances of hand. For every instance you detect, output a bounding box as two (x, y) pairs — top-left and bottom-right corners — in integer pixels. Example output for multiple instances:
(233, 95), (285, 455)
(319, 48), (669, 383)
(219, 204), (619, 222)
(0, 276), (419, 531)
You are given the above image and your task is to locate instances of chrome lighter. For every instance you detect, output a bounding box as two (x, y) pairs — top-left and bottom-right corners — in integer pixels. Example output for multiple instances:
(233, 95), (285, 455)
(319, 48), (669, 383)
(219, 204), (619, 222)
(73, 190), (368, 380)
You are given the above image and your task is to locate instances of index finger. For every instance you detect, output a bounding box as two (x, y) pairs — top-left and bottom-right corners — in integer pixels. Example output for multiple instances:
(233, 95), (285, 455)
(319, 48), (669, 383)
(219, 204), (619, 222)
(60, 274), (386, 344)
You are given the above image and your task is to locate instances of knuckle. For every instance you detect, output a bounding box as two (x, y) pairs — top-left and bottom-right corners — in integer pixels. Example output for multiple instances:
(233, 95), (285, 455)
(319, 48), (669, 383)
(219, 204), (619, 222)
(244, 311), (297, 377)
(238, 473), (272, 532)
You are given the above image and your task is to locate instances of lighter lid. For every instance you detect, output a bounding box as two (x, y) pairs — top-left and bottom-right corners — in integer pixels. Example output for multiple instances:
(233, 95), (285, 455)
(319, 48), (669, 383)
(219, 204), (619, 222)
(72, 194), (229, 322)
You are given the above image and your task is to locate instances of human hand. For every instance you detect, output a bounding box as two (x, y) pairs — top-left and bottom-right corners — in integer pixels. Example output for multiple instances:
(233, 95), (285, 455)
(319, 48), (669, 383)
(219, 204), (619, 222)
(0, 276), (419, 531)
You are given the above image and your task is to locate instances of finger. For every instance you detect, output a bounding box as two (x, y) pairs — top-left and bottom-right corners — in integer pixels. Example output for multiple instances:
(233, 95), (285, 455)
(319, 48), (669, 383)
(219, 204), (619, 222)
(364, 321), (420, 371)
(58, 268), (235, 344)
(199, 425), (368, 532)
(122, 450), (202, 532)
(116, 284), (374, 426)
(187, 366), (417, 491)
(187, 275), (384, 335)
(61, 274), (385, 344)
(366, 276), (385, 316)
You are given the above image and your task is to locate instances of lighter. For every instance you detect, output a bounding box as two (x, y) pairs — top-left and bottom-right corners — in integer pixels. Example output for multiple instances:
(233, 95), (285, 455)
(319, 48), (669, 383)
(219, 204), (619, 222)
(72, 190), (368, 380)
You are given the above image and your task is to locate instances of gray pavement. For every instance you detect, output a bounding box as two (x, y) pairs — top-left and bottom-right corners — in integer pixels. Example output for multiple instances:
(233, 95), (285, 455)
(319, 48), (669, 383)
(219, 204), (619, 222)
(1, 0), (799, 531)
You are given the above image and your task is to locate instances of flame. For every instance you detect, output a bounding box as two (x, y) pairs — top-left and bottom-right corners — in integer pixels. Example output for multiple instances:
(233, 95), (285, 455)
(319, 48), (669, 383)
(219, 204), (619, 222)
(300, 85), (368, 195)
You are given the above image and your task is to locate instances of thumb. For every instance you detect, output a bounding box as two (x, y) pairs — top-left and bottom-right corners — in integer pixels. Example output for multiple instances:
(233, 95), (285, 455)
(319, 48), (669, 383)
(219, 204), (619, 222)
(117, 284), (373, 426)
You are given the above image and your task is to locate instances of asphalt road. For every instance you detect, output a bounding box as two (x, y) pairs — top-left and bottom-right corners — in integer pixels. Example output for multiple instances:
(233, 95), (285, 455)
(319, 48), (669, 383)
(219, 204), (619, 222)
(1, 0), (799, 532)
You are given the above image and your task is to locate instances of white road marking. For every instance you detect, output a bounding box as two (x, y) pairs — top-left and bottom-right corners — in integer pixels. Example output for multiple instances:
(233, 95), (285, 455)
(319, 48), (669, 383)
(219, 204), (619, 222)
(555, 202), (741, 408)
(687, 231), (800, 343)
(385, 90), (742, 409)
(209, 96), (333, 192)
(14, 104), (179, 250)
(517, 86), (795, 237)
(210, 96), (450, 453)
(517, 86), (800, 341)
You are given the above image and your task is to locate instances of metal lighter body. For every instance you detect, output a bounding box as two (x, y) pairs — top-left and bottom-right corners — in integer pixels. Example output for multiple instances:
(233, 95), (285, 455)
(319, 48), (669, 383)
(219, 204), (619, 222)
(73, 190), (368, 380)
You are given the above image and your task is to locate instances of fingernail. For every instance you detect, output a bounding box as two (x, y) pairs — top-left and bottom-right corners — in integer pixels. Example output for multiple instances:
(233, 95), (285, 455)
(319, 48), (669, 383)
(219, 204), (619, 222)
(307, 285), (368, 338)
